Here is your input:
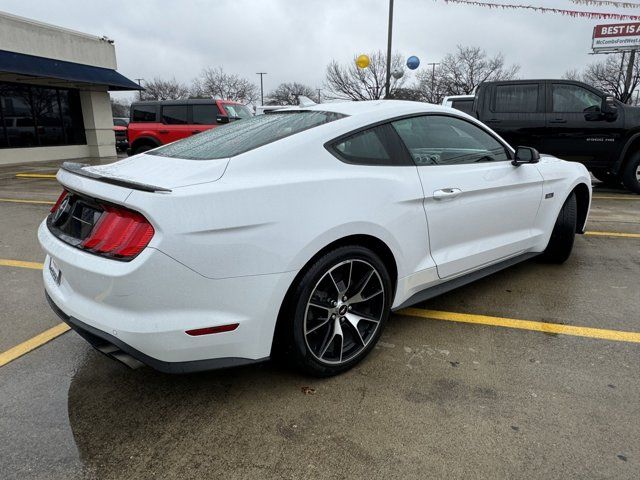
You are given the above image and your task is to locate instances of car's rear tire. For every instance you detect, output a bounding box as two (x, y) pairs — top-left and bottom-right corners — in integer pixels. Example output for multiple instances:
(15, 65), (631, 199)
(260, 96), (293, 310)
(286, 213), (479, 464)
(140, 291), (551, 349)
(621, 151), (640, 194)
(540, 192), (577, 264)
(280, 246), (392, 377)
(591, 168), (620, 186)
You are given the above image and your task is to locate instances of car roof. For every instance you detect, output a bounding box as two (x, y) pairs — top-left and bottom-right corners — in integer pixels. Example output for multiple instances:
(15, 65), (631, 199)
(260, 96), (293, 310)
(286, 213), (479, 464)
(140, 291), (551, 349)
(281, 100), (460, 118)
(130, 99), (241, 106)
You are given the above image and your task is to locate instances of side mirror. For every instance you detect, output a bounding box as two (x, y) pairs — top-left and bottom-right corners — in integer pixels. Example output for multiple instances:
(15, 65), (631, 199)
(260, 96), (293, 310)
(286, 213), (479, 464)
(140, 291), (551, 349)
(512, 146), (541, 166)
(216, 115), (230, 125)
(584, 104), (602, 121)
(601, 96), (618, 121)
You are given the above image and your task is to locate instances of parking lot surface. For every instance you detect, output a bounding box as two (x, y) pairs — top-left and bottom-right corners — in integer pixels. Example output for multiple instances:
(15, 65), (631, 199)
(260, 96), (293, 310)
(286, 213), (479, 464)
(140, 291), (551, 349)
(1, 160), (639, 480)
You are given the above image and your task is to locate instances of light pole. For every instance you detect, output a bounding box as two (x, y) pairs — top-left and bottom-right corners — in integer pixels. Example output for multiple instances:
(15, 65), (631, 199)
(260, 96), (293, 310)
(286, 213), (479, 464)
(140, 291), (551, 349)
(426, 62), (440, 102)
(135, 78), (144, 100)
(317, 88), (322, 103)
(385, 0), (394, 98)
(256, 72), (267, 106)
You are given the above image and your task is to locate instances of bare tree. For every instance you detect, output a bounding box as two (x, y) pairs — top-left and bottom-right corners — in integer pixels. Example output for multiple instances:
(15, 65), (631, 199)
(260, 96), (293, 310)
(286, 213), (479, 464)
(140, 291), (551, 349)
(110, 97), (131, 117)
(192, 67), (258, 104)
(562, 69), (581, 81)
(140, 77), (190, 101)
(567, 54), (640, 104)
(324, 51), (406, 100)
(385, 87), (425, 101)
(267, 82), (317, 105)
(417, 46), (519, 103)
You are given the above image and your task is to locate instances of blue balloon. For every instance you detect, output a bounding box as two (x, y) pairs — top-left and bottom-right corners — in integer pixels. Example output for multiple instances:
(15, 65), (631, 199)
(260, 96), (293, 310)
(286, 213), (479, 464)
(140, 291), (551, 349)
(407, 56), (420, 70)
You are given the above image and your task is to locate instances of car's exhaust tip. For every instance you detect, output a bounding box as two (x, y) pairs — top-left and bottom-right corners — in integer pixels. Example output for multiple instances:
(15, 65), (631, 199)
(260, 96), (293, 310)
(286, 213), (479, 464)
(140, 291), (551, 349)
(95, 343), (145, 369)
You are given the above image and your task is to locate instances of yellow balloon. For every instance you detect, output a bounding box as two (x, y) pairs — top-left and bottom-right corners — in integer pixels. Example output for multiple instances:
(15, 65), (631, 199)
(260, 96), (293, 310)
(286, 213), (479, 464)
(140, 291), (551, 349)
(356, 54), (370, 69)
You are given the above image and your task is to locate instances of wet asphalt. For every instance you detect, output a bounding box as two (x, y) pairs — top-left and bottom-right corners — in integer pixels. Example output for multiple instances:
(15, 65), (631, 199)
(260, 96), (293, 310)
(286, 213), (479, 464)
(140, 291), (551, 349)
(0, 159), (638, 480)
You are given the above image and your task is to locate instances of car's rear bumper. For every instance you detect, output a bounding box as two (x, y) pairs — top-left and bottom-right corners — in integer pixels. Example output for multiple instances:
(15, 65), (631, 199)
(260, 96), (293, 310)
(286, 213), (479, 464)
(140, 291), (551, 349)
(45, 292), (265, 373)
(38, 220), (297, 370)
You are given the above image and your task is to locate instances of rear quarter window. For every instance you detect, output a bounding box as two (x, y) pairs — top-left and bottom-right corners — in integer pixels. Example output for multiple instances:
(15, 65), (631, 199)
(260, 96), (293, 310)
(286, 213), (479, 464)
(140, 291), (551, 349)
(329, 124), (413, 166)
(131, 105), (157, 122)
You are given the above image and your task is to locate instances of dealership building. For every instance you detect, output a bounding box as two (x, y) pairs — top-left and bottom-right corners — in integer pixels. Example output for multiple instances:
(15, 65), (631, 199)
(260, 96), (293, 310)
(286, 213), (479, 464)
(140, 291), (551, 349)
(0, 11), (141, 166)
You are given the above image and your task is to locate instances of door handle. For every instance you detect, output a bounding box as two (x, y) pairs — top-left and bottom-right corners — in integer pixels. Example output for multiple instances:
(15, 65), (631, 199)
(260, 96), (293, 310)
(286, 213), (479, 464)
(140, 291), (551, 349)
(433, 188), (462, 200)
(159, 129), (170, 134)
(192, 130), (202, 134)
(549, 118), (567, 124)
(486, 119), (501, 123)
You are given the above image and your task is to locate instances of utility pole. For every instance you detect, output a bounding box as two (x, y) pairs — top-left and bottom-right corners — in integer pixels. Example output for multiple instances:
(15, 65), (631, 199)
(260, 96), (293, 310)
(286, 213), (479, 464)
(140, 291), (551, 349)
(623, 50), (636, 104)
(135, 78), (144, 100)
(385, 0), (394, 98)
(426, 62), (440, 103)
(256, 72), (267, 106)
(317, 89), (322, 103)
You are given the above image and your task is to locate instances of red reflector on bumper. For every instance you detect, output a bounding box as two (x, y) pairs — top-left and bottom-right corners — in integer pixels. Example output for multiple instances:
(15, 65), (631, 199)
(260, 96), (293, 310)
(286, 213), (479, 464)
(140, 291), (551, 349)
(185, 323), (239, 336)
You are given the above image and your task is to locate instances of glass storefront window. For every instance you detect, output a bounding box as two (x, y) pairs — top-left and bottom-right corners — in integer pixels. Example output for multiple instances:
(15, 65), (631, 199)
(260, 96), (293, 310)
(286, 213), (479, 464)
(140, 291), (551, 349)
(0, 81), (86, 149)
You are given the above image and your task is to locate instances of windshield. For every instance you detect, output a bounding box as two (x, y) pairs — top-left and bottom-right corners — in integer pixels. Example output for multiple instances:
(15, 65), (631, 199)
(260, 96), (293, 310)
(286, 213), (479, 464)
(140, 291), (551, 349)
(150, 111), (346, 160)
(223, 104), (253, 119)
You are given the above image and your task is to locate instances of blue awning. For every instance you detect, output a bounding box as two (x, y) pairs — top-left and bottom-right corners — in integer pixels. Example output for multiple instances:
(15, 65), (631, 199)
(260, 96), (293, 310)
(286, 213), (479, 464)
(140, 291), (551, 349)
(0, 49), (142, 91)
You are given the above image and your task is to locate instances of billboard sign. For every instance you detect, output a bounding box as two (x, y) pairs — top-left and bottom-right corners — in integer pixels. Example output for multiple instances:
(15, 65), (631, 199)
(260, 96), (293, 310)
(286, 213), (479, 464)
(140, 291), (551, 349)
(593, 23), (640, 52)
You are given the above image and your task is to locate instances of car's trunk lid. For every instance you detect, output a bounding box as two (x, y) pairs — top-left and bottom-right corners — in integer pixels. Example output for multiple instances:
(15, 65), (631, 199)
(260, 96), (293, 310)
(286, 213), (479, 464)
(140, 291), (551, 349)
(73, 153), (230, 191)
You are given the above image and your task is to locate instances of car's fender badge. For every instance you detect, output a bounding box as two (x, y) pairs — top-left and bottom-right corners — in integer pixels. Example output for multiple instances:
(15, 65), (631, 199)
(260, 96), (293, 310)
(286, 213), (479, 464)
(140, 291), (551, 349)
(545, 192), (554, 199)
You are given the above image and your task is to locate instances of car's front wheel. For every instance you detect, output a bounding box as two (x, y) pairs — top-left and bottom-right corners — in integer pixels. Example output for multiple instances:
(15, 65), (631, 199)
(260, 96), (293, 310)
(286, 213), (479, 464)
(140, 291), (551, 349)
(282, 246), (392, 377)
(622, 152), (640, 194)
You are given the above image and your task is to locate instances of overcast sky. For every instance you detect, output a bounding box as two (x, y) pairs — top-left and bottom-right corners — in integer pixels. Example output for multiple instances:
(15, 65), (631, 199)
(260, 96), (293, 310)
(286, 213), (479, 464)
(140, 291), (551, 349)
(1, 0), (626, 100)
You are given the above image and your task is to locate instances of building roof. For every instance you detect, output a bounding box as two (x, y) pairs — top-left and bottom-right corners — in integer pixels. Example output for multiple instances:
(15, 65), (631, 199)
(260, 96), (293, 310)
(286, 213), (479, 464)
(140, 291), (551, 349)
(0, 49), (141, 91)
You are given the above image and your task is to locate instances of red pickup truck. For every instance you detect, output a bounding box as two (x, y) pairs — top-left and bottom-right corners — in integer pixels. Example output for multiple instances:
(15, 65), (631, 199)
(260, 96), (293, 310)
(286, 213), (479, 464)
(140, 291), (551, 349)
(127, 99), (252, 155)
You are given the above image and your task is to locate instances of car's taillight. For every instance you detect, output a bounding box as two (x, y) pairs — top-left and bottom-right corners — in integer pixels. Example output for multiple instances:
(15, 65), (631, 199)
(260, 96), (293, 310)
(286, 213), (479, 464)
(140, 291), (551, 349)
(80, 205), (154, 260)
(50, 190), (68, 213)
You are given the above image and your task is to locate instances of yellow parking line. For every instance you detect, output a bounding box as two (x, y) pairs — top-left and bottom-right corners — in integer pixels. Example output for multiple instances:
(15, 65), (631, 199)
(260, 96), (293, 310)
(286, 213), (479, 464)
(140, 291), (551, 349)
(585, 231), (640, 238)
(399, 308), (640, 344)
(15, 173), (57, 179)
(0, 259), (44, 270)
(593, 195), (640, 200)
(0, 323), (70, 368)
(0, 197), (54, 205)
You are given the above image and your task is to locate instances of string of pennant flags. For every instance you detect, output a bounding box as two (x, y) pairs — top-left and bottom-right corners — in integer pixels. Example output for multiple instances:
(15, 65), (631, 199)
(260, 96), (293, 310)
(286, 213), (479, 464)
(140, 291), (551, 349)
(569, 0), (640, 8)
(442, 0), (640, 20)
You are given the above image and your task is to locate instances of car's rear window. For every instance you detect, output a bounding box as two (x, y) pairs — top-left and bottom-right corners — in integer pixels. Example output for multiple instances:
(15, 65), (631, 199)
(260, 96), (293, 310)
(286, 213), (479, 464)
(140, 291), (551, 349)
(150, 111), (346, 160)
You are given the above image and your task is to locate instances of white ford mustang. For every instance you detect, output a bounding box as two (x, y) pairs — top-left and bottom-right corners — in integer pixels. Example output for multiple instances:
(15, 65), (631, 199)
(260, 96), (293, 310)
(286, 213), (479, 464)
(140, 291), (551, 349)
(40, 100), (591, 376)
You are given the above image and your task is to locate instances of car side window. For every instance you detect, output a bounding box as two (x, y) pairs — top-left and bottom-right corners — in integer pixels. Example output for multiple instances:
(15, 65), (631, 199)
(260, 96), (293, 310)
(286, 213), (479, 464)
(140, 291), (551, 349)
(331, 124), (411, 166)
(552, 84), (601, 113)
(494, 84), (538, 113)
(391, 115), (511, 166)
(131, 105), (157, 122)
(161, 105), (188, 125)
(451, 99), (474, 114)
(192, 104), (220, 125)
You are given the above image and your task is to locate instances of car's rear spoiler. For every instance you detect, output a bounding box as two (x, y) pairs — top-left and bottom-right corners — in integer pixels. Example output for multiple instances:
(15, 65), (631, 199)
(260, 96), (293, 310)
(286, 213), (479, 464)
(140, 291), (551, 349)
(60, 162), (172, 193)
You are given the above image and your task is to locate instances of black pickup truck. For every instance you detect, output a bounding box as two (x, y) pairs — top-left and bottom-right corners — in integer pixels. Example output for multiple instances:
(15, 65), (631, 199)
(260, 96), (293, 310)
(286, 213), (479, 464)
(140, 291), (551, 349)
(459, 79), (640, 193)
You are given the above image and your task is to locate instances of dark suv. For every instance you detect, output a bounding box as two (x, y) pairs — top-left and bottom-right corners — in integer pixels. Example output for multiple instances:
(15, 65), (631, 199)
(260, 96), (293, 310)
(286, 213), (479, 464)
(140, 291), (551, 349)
(460, 80), (640, 193)
(127, 99), (252, 155)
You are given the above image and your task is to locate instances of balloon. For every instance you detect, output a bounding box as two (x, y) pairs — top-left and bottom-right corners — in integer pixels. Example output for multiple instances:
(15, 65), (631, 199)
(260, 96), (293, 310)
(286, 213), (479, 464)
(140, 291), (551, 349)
(392, 69), (404, 79)
(356, 54), (370, 69)
(407, 56), (420, 70)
